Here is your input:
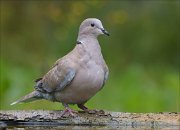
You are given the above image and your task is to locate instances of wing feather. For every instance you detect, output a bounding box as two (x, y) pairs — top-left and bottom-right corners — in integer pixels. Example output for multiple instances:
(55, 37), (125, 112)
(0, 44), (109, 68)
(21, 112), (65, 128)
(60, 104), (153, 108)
(35, 59), (76, 93)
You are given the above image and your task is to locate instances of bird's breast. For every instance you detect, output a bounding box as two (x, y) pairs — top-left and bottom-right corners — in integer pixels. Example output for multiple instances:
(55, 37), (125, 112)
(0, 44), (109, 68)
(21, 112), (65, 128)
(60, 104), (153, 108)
(54, 58), (105, 104)
(78, 60), (105, 88)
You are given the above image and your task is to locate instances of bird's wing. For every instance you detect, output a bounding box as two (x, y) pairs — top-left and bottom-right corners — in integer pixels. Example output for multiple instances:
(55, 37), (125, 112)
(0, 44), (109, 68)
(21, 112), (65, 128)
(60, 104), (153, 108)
(102, 64), (109, 87)
(35, 58), (76, 93)
(100, 58), (109, 87)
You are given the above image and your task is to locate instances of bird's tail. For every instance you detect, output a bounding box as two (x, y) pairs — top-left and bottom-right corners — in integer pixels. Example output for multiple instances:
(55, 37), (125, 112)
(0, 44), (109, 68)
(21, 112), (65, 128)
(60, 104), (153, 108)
(10, 91), (42, 105)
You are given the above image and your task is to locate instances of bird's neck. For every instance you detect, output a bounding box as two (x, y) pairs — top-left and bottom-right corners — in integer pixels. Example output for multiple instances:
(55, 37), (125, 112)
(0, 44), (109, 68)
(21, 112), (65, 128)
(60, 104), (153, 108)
(76, 34), (103, 61)
(77, 33), (98, 43)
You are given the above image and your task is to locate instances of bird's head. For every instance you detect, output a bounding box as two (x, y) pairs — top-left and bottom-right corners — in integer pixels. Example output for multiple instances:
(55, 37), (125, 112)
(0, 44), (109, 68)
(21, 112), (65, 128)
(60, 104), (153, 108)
(78, 18), (109, 38)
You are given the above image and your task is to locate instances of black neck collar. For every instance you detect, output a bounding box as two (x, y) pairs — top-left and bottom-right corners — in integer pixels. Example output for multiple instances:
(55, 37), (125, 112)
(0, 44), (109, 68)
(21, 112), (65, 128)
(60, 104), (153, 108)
(77, 41), (82, 44)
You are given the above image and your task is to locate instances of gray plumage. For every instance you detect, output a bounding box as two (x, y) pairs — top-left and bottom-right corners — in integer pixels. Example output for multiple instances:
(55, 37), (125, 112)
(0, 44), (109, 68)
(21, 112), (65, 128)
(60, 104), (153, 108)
(11, 18), (109, 115)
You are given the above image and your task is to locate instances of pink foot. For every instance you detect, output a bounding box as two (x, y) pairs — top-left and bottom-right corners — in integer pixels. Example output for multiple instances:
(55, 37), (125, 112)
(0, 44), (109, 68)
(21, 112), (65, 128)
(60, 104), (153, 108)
(60, 107), (77, 117)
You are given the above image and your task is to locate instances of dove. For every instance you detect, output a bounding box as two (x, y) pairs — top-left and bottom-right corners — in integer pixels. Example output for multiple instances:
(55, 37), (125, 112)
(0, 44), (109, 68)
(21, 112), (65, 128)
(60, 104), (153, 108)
(11, 18), (109, 116)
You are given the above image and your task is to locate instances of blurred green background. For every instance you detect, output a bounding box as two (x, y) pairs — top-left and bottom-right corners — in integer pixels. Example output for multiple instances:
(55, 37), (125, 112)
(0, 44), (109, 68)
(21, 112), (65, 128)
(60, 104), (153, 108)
(0, 1), (179, 112)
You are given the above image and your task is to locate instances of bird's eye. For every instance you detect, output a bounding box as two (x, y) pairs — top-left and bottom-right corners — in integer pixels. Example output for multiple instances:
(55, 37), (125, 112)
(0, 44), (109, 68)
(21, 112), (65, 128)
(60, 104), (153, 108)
(91, 23), (95, 27)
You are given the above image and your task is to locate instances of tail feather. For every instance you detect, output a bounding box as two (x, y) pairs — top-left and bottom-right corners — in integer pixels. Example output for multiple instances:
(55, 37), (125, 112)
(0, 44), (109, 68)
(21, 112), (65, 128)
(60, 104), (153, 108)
(10, 91), (42, 105)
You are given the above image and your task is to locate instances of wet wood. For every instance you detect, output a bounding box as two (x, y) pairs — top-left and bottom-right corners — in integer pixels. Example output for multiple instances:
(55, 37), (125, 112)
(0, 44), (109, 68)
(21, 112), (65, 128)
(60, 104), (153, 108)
(0, 110), (179, 129)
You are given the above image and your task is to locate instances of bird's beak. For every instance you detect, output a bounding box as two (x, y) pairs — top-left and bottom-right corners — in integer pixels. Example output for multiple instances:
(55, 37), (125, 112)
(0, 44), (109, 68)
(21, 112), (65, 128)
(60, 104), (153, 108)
(101, 28), (110, 36)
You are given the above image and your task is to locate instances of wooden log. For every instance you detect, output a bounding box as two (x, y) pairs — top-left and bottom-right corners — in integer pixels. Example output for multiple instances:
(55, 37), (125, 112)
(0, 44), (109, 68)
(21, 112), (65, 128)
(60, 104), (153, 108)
(0, 110), (179, 129)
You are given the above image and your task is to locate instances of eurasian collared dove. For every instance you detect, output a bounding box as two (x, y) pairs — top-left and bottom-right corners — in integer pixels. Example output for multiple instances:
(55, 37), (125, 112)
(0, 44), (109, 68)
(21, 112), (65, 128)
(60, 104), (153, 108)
(11, 18), (109, 116)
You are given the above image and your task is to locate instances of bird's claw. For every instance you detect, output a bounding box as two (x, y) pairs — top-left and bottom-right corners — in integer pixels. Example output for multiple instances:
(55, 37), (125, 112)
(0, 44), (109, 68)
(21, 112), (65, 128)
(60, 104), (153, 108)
(60, 107), (77, 118)
(85, 109), (98, 114)
(85, 109), (111, 116)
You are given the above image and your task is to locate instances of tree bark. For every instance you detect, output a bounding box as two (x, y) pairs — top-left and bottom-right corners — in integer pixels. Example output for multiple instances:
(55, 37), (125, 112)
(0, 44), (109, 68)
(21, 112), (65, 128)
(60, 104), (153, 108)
(0, 110), (179, 129)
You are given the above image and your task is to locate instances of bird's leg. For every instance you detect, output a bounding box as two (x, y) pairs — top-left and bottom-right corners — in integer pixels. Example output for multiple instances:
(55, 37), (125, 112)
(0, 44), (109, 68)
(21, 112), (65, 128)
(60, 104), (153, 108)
(77, 104), (97, 114)
(60, 103), (76, 117)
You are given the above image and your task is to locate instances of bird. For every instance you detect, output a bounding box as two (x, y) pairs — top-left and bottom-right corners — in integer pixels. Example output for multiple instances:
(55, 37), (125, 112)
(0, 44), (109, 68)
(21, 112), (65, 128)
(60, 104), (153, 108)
(11, 18), (109, 117)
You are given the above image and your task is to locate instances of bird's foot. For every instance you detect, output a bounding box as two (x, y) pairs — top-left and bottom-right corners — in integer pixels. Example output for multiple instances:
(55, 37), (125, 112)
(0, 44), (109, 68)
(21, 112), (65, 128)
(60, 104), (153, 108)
(84, 109), (108, 115)
(87, 109), (111, 116)
(77, 104), (111, 116)
(79, 108), (110, 116)
(97, 109), (111, 116)
(78, 104), (98, 114)
(83, 109), (98, 114)
(60, 107), (77, 118)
